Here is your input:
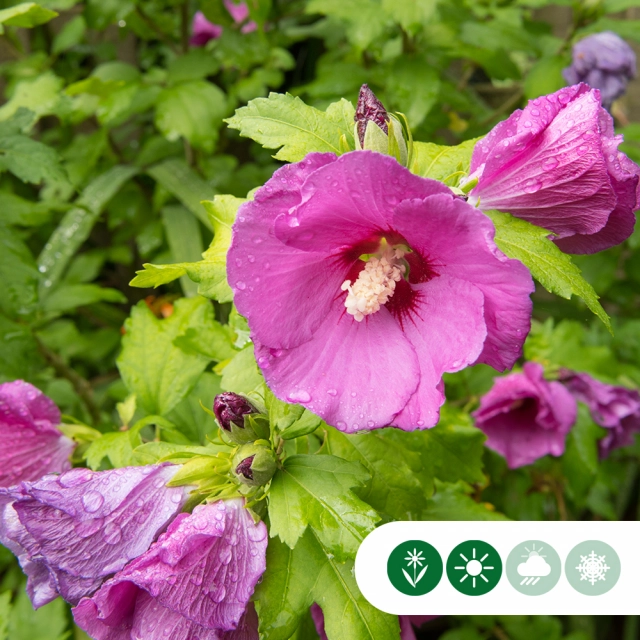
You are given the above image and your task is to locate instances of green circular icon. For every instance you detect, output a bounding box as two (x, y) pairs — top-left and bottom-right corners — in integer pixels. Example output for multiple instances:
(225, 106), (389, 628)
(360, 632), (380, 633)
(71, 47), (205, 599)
(565, 540), (621, 596)
(387, 540), (443, 596)
(506, 540), (562, 596)
(447, 540), (502, 596)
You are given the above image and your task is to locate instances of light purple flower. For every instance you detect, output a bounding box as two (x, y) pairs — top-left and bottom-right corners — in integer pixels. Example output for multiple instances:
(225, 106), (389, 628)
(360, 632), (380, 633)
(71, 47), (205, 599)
(468, 84), (640, 254)
(472, 362), (577, 468)
(228, 151), (533, 432)
(0, 380), (75, 487)
(73, 499), (266, 639)
(1, 464), (188, 607)
(190, 1), (257, 47)
(311, 604), (437, 640)
(564, 32), (636, 110)
(560, 371), (640, 457)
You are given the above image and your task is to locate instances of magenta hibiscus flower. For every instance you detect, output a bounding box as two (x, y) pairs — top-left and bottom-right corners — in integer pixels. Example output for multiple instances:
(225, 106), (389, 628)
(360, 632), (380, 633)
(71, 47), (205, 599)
(73, 499), (266, 640)
(190, 1), (256, 47)
(473, 362), (577, 468)
(0, 380), (75, 487)
(468, 84), (640, 254)
(560, 371), (640, 457)
(228, 151), (533, 432)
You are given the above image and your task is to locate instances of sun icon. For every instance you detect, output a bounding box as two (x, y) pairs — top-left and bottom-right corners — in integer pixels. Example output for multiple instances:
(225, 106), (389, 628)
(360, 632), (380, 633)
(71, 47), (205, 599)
(453, 547), (495, 589)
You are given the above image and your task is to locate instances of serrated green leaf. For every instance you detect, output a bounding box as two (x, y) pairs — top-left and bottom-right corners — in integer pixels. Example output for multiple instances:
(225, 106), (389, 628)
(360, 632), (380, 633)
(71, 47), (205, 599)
(0, 224), (39, 318)
(0, 132), (67, 186)
(268, 454), (379, 559)
(325, 427), (431, 520)
(409, 138), (478, 185)
(155, 81), (227, 152)
(423, 481), (509, 521)
(280, 410), (322, 440)
(226, 93), (355, 161)
(0, 72), (64, 122)
(255, 531), (399, 640)
(219, 344), (264, 394)
(486, 210), (611, 332)
(117, 297), (213, 415)
(84, 428), (143, 470)
(131, 194), (242, 303)
(0, 3), (58, 34)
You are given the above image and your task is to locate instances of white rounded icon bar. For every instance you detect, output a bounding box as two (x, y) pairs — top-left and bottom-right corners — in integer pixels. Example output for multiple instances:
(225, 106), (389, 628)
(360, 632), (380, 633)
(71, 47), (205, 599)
(354, 521), (640, 615)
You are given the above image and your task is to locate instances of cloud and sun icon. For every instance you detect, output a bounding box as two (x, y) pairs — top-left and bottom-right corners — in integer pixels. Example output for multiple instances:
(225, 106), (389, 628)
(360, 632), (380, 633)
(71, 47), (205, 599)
(517, 543), (552, 585)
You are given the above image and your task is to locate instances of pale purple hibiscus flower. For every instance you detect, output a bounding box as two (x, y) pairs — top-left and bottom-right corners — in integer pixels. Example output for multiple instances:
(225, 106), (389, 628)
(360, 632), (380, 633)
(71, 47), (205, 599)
(311, 604), (437, 640)
(228, 151), (533, 432)
(0, 464), (188, 607)
(467, 84), (640, 254)
(560, 371), (640, 457)
(563, 32), (636, 110)
(0, 380), (75, 487)
(73, 499), (267, 640)
(190, 1), (257, 47)
(472, 362), (577, 468)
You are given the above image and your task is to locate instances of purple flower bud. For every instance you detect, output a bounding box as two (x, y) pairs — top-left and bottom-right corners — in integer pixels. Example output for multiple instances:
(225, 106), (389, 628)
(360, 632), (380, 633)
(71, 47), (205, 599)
(1, 464), (189, 607)
(0, 380), (75, 487)
(563, 32), (636, 109)
(355, 84), (388, 146)
(472, 362), (577, 469)
(73, 499), (267, 639)
(214, 392), (257, 431)
(232, 443), (276, 486)
(560, 371), (640, 457)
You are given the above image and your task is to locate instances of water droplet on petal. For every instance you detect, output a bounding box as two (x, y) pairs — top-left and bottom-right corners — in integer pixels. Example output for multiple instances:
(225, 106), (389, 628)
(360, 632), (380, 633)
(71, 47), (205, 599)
(524, 179), (542, 194)
(59, 468), (92, 487)
(417, 420), (425, 427)
(82, 491), (104, 513)
(336, 421), (346, 430)
(327, 389), (337, 397)
(235, 258), (242, 267)
(287, 390), (311, 404)
(367, 420), (375, 428)
(74, 517), (104, 539)
(236, 282), (246, 291)
(247, 255), (255, 263)
(103, 522), (123, 545)
(542, 157), (558, 171)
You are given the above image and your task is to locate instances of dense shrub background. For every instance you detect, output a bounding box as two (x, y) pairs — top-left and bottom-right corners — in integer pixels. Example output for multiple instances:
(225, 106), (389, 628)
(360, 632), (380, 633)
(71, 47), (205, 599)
(1, 0), (640, 638)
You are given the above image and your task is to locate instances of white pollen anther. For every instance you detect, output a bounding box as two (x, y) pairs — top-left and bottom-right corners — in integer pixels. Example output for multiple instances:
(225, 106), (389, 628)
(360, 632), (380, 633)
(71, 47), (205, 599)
(341, 247), (406, 322)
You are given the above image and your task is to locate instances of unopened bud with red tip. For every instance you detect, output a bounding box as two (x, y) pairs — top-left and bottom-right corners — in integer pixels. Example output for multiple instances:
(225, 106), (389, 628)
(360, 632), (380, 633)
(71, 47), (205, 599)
(213, 393), (268, 444)
(232, 443), (277, 487)
(353, 84), (409, 166)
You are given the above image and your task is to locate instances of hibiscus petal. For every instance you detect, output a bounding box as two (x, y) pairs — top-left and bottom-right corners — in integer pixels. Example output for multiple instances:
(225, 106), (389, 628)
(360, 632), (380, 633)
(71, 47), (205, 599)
(0, 380), (74, 486)
(13, 464), (188, 605)
(391, 275), (487, 430)
(229, 153), (341, 350)
(255, 304), (420, 431)
(392, 194), (533, 372)
(101, 500), (267, 631)
(274, 151), (451, 252)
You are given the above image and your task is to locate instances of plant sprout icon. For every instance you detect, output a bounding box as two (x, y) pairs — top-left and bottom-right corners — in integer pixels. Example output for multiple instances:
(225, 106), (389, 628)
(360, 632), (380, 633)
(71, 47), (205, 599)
(453, 547), (495, 589)
(402, 548), (428, 588)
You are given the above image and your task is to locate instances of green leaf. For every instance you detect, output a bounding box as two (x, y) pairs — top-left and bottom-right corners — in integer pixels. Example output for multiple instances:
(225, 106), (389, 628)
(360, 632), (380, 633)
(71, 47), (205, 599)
(133, 441), (226, 465)
(84, 428), (143, 469)
(486, 210), (611, 332)
(117, 297), (214, 415)
(161, 205), (204, 297)
(562, 404), (606, 504)
(8, 589), (68, 640)
(41, 283), (126, 314)
(255, 531), (399, 640)
(155, 81), (227, 152)
(409, 139), (478, 185)
(381, 0), (437, 34)
(219, 344), (264, 394)
(130, 194), (243, 303)
(325, 428), (432, 519)
(0, 3), (58, 34)
(37, 165), (138, 295)
(524, 55), (567, 100)
(0, 592), (10, 640)
(52, 15), (86, 54)
(0, 191), (50, 226)
(166, 50), (220, 85)
(0, 72), (64, 122)
(279, 410), (322, 440)
(146, 158), (215, 229)
(268, 454), (379, 560)
(0, 224), (39, 318)
(226, 93), (355, 162)
(423, 481), (509, 521)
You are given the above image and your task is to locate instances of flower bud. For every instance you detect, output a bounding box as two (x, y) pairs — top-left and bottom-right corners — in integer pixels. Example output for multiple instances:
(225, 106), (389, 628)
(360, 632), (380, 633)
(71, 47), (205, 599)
(213, 393), (268, 444)
(232, 443), (277, 487)
(354, 84), (408, 166)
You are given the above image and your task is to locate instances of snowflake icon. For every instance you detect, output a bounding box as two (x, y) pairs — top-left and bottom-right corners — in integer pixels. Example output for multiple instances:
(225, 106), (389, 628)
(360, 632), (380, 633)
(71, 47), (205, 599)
(576, 551), (610, 586)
